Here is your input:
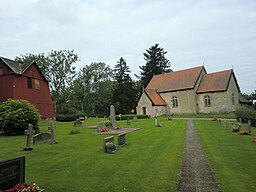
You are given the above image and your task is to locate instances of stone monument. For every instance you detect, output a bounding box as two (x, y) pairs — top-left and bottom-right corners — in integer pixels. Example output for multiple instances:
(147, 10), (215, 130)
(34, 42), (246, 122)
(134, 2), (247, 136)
(110, 105), (117, 128)
(24, 124), (35, 151)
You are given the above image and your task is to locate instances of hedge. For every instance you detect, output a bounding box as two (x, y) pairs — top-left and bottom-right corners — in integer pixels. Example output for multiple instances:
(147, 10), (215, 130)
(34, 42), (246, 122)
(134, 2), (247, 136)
(234, 107), (256, 126)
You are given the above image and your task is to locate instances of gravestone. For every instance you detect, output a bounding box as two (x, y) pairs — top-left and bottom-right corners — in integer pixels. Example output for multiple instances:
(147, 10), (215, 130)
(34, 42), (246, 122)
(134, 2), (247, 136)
(126, 118), (130, 125)
(248, 120), (252, 135)
(79, 116), (85, 121)
(48, 121), (57, 145)
(118, 133), (126, 146)
(133, 116), (138, 122)
(239, 118), (242, 123)
(33, 133), (51, 144)
(0, 156), (25, 191)
(110, 105), (117, 128)
(103, 136), (116, 153)
(24, 124), (35, 151)
(74, 119), (82, 127)
(224, 121), (227, 128)
(155, 118), (159, 126)
(97, 123), (104, 132)
(119, 114), (122, 121)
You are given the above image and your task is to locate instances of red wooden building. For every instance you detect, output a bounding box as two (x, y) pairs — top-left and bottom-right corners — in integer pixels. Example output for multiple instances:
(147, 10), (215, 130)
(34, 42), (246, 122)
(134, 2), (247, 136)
(0, 56), (55, 118)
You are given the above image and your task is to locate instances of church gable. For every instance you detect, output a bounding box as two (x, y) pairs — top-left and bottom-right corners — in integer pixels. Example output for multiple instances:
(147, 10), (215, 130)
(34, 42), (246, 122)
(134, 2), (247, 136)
(197, 70), (234, 93)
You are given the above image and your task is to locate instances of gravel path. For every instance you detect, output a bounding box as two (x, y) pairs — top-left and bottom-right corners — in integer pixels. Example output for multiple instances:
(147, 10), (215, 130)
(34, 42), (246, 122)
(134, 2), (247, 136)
(177, 119), (221, 192)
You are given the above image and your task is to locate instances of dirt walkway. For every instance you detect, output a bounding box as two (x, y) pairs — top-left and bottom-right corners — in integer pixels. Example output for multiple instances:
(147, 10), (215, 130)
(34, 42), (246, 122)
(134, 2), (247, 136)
(177, 119), (221, 192)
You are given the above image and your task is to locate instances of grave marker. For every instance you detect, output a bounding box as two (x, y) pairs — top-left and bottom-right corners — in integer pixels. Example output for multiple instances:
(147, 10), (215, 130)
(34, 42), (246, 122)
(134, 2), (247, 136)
(33, 133), (51, 144)
(97, 123), (104, 132)
(48, 121), (57, 144)
(110, 105), (117, 128)
(133, 116), (138, 122)
(118, 133), (126, 146)
(0, 156), (25, 191)
(126, 118), (130, 125)
(224, 121), (227, 128)
(74, 119), (82, 127)
(24, 124), (35, 151)
(248, 120), (252, 135)
(103, 136), (116, 153)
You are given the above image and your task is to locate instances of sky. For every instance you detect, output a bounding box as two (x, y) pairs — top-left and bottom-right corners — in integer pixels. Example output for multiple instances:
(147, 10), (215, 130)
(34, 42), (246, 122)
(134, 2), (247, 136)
(0, 0), (255, 93)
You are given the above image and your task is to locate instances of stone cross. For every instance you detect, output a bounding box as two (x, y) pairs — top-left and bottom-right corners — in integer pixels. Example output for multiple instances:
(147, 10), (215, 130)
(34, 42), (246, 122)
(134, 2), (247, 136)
(24, 124), (35, 151)
(110, 105), (117, 128)
(248, 120), (252, 135)
(48, 121), (57, 145)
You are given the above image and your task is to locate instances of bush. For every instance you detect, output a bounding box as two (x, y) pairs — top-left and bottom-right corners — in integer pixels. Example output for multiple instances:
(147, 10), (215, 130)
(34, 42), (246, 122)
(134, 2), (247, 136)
(56, 114), (80, 122)
(0, 99), (40, 135)
(234, 107), (256, 126)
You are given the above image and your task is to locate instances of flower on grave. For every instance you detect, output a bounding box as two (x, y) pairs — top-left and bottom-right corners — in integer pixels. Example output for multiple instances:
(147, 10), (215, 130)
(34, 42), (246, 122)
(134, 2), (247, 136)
(115, 125), (122, 130)
(1, 183), (44, 192)
(253, 138), (256, 143)
(100, 127), (109, 132)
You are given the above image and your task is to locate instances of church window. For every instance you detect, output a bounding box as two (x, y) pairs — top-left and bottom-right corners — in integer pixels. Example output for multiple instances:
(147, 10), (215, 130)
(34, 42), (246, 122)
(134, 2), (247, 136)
(232, 93), (235, 105)
(204, 95), (211, 107)
(172, 96), (178, 108)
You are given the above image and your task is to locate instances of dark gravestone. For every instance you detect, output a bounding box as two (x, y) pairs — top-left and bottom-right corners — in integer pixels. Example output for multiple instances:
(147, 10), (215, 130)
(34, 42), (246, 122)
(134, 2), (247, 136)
(33, 133), (51, 144)
(0, 156), (25, 191)
(118, 133), (126, 146)
(126, 118), (130, 125)
(74, 119), (82, 127)
(103, 136), (116, 153)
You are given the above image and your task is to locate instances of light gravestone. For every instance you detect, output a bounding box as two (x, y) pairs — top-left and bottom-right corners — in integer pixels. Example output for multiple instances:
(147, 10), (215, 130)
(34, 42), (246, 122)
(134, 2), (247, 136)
(0, 156), (25, 191)
(133, 116), (138, 122)
(248, 120), (252, 135)
(224, 121), (227, 128)
(110, 105), (117, 128)
(97, 123), (104, 132)
(48, 121), (57, 145)
(33, 133), (51, 144)
(24, 124), (35, 151)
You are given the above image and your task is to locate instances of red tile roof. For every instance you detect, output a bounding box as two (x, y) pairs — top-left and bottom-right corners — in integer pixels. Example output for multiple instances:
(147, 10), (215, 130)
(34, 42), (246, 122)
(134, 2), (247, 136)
(146, 66), (205, 92)
(197, 70), (233, 93)
(145, 89), (166, 106)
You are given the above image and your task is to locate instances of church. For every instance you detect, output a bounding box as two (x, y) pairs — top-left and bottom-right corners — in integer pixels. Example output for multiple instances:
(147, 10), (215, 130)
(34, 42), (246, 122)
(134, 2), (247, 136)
(137, 66), (248, 117)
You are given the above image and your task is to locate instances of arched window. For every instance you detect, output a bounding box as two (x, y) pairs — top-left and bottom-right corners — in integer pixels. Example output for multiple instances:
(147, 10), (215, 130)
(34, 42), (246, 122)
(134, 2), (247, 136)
(204, 95), (211, 107)
(232, 93), (235, 105)
(172, 96), (178, 108)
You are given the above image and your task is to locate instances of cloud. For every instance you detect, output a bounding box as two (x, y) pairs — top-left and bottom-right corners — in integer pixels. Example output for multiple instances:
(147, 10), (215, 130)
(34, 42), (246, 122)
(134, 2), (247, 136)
(0, 0), (255, 93)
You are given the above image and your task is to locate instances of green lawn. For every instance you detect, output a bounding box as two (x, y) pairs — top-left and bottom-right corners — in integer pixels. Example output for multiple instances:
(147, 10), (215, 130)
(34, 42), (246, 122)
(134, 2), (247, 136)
(173, 113), (236, 119)
(0, 118), (186, 192)
(195, 120), (256, 192)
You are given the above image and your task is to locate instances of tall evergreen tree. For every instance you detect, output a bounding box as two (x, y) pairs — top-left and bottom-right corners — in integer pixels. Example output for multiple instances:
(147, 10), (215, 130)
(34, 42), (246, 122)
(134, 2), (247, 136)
(139, 44), (171, 87)
(113, 57), (135, 114)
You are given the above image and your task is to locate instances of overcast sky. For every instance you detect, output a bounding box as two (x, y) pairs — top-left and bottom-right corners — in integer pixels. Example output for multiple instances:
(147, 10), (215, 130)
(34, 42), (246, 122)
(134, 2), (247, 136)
(0, 0), (255, 93)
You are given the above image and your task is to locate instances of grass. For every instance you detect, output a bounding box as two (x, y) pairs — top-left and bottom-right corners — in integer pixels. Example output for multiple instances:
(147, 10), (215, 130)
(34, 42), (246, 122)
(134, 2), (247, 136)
(172, 113), (236, 119)
(194, 120), (256, 192)
(0, 118), (186, 192)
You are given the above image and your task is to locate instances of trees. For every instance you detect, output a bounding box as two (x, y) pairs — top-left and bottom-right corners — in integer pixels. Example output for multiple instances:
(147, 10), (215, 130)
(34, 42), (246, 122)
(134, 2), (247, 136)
(16, 50), (78, 112)
(72, 62), (114, 115)
(139, 44), (171, 87)
(15, 53), (50, 81)
(113, 57), (135, 114)
(47, 50), (78, 111)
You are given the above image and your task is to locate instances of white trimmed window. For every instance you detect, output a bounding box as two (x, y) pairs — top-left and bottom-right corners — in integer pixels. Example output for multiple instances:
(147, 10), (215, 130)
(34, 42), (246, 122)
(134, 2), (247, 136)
(172, 96), (178, 108)
(204, 95), (211, 107)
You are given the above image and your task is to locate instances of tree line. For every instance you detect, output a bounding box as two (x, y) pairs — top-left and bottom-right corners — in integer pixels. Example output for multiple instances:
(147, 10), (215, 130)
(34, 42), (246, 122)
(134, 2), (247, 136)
(15, 44), (171, 116)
